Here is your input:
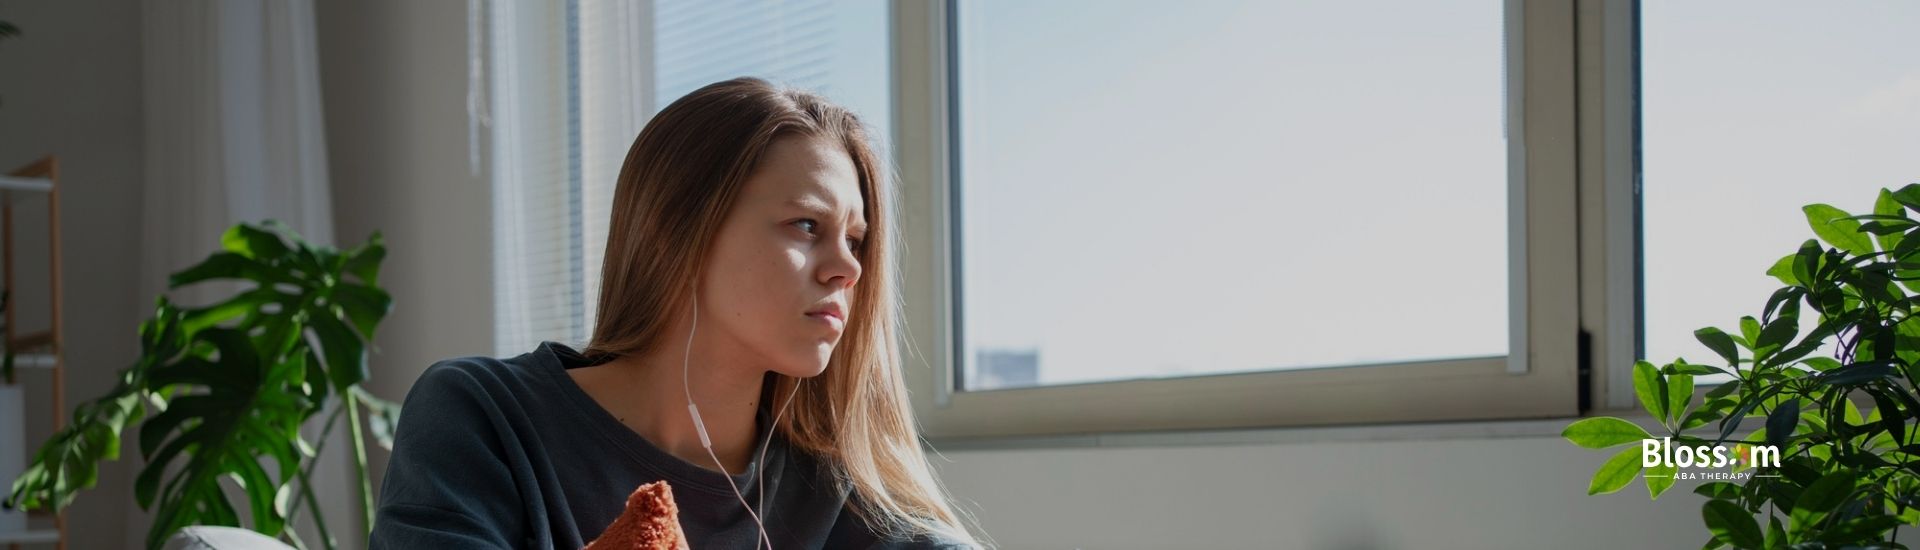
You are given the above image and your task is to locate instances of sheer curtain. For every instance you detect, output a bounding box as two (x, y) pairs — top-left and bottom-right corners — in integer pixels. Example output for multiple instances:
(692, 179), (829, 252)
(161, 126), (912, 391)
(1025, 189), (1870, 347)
(484, 0), (651, 357)
(137, 0), (348, 547)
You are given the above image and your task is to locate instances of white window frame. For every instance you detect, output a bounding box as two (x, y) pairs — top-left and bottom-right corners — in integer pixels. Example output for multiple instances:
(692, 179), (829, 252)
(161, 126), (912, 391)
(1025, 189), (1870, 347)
(1586, 0), (1645, 414)
(1584, 0), (1754, 415)
(891, 0), (1591, 441)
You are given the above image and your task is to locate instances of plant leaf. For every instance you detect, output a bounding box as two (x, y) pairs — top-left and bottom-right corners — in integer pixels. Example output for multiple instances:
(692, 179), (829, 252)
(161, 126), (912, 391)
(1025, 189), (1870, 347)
(1740, 316), (1762, 349)
(1800, 357), (1842, 372)
(1805, 204), (1873, 256)
(220, 223), (292, 262)
(1767, 254), (1800, 287)
(1695, 328), (1742, 367)
(1587, 446), (1644, 496)
(1705, 380), (1742, 400)
(1704, 499), (1765, 549)
(1695, 482), (1743, 500)
(1647, 460), (1677, 500)
(1790, 471), (1857, 533)
(1818, 361), (1897, 386)
(331, 283), (393, 340)
(1563, 417), (1653, 449)
(1668, 374), (1696, 425)
(309, 312), (368, 392)
(340, 231), (387, 286)
(1634, 361), (1671, 423)
(1753, 318), (1800, 366)
(1818, 515), (1902, 544)
(1891, 183), (1920, 211)
(135, 328), (307, 548)
(1717, 385), (1783, 448)
(1765, 398), (1799, 453)
(1875, 188), (1907, 253)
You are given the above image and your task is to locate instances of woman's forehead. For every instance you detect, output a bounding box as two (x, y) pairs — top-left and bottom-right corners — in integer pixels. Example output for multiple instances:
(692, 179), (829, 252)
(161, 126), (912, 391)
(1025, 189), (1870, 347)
(744, 136), (865, 221)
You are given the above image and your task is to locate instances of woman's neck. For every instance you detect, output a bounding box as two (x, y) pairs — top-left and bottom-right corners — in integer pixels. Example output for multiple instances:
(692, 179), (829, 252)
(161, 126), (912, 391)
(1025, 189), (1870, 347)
(570, 336), (768, 476)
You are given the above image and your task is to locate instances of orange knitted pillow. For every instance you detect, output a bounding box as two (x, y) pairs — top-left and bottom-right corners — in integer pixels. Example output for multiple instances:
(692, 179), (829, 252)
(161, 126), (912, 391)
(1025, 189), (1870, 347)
(583, 480), (691, 550)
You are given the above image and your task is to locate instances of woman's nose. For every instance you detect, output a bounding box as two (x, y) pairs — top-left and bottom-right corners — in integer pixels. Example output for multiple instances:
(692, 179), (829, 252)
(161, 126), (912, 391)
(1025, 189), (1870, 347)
(821, 244), (861, 289)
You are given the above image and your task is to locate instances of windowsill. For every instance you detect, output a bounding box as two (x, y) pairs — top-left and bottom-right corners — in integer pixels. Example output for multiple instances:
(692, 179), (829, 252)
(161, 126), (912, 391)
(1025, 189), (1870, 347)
(923, 407), (1674, 452)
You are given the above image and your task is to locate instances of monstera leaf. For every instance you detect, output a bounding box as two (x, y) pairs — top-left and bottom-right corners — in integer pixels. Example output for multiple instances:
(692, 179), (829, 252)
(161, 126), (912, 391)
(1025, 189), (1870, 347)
(4, 220), (399, 550)
(137, 328), (310, 547)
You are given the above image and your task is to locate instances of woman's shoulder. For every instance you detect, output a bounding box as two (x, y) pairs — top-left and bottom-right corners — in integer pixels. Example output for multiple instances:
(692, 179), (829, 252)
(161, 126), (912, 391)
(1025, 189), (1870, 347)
(409, 345), (556, 393)
(397, 347), (559, 417)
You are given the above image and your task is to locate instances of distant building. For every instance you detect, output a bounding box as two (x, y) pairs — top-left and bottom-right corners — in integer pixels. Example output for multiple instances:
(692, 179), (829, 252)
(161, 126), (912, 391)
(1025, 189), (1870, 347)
(971, 348), (1039, 390)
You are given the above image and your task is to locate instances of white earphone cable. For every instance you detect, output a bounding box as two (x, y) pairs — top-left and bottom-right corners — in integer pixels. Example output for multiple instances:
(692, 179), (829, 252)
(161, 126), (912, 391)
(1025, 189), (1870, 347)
(758, 374), (803, 531)
(684, 291), (800, 550)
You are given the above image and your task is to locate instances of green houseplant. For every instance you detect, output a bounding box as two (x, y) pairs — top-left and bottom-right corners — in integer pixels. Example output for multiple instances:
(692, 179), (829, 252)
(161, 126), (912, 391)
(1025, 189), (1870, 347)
(2, 220), (402, 550)
(1564, 184), (1920, 549)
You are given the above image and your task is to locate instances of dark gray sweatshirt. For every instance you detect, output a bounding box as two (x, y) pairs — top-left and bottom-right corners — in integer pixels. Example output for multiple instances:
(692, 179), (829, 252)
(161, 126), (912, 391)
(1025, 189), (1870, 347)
(368, 341), (971, 549)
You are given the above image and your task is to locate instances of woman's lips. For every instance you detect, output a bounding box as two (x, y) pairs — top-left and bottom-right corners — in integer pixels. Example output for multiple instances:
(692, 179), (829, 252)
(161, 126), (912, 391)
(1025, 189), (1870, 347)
(805, 311), (843, 331)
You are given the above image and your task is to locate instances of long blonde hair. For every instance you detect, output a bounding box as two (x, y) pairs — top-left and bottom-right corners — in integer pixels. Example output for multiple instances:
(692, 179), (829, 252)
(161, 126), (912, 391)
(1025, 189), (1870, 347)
(582, 77), (986, 547)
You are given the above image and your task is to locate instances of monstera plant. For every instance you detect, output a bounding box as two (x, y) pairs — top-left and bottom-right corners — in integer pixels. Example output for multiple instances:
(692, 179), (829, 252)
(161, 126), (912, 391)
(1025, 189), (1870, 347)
(1564, 185), (1920, 549)
(2, 220), (402, 550)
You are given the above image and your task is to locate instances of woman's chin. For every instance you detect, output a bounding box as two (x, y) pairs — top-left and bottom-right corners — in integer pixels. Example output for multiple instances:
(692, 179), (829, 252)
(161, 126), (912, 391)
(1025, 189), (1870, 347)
(774, 366), (828, 380)
(773, 354), (832, 379)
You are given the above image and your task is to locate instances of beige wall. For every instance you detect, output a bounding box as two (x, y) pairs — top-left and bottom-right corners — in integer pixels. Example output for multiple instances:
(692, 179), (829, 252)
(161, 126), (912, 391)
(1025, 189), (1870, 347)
(0, 0), (489, 547)
(314, 0), (495, 506)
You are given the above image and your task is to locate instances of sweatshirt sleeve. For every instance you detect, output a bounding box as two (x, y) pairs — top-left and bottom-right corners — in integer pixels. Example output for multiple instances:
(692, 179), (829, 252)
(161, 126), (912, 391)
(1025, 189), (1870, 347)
(369, 362), (529, 549)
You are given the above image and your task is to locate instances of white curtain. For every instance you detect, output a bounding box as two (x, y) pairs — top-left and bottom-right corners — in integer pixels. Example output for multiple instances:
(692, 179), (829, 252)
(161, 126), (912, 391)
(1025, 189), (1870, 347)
(486, 0), (653, 358)
(137, 0), (350, 548)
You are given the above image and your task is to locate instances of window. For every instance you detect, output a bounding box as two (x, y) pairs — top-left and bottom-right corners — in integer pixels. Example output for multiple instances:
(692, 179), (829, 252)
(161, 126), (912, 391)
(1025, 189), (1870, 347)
(950, 0), (1511, 391)
(489, 0), (891, 357)
(896, 1), (1583, 439)
(1638, 1), (1920, 379)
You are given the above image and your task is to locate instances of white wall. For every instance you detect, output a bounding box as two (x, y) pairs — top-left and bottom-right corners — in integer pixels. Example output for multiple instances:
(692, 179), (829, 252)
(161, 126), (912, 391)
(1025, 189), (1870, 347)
(929, 422), (1750, 549)
(0, 1), (146, 548)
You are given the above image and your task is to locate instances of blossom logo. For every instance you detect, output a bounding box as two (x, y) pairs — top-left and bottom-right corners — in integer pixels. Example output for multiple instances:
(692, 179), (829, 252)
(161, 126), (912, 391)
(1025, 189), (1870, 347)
(1642, 437), (1782, 480)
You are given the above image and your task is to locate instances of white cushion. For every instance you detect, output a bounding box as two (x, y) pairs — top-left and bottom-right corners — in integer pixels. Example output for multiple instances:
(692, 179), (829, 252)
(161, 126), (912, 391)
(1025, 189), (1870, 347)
(161, 526), (300, 550)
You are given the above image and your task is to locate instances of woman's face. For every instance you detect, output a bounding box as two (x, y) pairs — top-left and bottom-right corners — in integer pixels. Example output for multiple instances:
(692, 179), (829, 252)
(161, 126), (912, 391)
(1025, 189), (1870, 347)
(698, 134), (866, 378)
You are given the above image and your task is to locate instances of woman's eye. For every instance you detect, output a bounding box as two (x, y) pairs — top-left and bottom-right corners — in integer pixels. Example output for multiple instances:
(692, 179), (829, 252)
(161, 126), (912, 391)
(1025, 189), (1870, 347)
(795, 219), (861, 252)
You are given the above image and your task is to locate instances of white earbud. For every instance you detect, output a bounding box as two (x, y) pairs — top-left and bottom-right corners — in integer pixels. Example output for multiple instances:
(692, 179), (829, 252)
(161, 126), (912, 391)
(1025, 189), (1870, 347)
(683, 288), (804, 550)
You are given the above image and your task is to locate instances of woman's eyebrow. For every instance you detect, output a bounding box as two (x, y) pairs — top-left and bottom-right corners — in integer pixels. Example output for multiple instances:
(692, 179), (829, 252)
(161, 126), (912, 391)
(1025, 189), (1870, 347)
(786, 196), (868, 232)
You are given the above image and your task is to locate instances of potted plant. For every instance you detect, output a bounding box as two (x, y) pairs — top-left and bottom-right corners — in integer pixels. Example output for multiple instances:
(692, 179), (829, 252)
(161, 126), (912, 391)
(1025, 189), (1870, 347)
(2, 220), (402, 550)
(1564, 184), (1920, 549)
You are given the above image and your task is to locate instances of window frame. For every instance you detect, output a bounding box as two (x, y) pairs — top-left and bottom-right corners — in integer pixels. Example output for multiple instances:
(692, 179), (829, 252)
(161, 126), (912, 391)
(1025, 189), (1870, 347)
(1584, 0), (1646, 414)
(891, 0), (1590, 441)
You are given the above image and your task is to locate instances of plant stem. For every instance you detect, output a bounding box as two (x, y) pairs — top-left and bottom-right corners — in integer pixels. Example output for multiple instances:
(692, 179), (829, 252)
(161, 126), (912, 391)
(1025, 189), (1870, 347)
(296, 469), (337, 550)
(287, 406), (345, 519)
(280, 523), (311, 550)
(346, 388), (375, 545)
(291, 405), (344, 550)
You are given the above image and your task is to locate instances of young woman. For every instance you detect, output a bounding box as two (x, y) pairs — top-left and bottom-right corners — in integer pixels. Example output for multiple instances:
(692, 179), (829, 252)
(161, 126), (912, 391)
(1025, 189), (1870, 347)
(369, 77), (987, 549)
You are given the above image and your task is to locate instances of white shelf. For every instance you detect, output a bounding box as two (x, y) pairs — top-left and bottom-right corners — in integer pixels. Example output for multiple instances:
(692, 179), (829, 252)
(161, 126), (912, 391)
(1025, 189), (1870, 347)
(12, 353), (56, 369)
(0, 528), (61, 544)
(3, 157), (61, 549)
(0, 176), (52, 193)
